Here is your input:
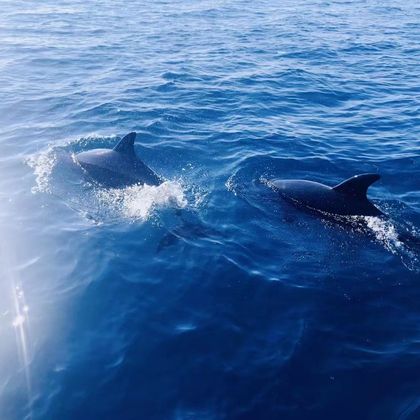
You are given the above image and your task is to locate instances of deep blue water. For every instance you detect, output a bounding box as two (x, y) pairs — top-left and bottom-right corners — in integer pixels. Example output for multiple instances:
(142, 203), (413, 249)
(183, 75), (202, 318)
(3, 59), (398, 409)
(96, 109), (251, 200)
(0, 0), (420, 419)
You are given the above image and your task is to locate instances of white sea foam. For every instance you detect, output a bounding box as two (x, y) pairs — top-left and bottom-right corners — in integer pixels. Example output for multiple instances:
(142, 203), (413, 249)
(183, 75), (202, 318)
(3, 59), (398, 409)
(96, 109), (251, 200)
(364, 216), (403, 253)
(95, 181), (187, 221)
(26, 147), (57, 193)
(359, 216), (419, 272)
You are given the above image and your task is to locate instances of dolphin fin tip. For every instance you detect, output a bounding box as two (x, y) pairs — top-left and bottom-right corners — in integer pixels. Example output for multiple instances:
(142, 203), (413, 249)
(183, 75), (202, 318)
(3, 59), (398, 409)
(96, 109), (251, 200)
(333, 173), (380, 198)
(114, 132), (137, 154)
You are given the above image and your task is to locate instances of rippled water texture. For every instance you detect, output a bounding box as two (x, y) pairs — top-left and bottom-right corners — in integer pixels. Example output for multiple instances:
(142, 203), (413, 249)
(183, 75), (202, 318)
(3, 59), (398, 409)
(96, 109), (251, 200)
(0, 1), (419, 419)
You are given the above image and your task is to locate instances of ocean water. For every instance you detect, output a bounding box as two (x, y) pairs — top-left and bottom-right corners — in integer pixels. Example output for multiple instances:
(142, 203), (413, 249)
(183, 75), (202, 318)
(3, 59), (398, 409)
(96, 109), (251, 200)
(0, 0), (419, 419)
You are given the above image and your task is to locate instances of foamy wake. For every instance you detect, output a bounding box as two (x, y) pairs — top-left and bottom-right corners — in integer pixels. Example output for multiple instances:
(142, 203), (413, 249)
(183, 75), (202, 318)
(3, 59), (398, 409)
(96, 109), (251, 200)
(355, 216), (419, 272)
(26, 146), (58, 194)
(95, 181), (187, 221)
(364, 216), (403, 251)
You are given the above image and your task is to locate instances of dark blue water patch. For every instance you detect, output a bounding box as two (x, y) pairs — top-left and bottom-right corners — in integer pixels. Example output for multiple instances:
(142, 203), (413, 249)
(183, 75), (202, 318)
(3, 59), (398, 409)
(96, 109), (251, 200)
(40, 263), (314, 420)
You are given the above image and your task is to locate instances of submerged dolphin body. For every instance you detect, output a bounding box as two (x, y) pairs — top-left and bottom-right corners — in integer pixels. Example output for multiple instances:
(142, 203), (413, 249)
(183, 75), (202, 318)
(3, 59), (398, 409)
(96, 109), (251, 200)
(270, 173), (383, 216)
(75, 132), (161, 188)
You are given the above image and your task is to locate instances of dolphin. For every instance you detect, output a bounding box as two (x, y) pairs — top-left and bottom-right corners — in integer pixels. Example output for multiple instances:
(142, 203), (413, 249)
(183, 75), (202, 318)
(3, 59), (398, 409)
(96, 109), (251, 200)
(269, 173), (383, 216)
(75, 132), (161, 188)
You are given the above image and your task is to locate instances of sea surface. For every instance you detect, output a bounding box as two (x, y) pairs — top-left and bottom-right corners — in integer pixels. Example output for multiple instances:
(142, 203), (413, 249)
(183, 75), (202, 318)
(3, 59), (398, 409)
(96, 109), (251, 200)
(0, 1), (419, 419)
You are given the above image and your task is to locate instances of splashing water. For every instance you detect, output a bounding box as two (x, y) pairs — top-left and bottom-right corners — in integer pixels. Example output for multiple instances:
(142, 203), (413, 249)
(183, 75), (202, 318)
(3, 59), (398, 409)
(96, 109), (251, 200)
(363, 216), (419, 272)
(328, 214), (420, 273)
(364, 216), (403, 251)
(95, 181), (187, 221)
(26, 146), (58, 194)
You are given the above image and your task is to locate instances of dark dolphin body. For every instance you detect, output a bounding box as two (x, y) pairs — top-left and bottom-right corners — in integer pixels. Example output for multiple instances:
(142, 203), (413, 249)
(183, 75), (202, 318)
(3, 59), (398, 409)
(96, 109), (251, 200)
(75, 132), (161, 188)
(270, 173), (383, 216)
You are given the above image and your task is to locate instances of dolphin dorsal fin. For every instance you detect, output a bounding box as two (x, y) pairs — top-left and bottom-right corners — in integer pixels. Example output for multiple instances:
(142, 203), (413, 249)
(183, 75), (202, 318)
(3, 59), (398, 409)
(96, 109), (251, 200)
(113, 132), (136, 155)
(333, 173), (380, 198)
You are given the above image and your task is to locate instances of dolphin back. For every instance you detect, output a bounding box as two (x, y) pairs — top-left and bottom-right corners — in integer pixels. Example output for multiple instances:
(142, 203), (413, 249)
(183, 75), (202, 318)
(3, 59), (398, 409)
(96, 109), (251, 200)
(76, 132), (161, 187)
(269, 173), (383, 217)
